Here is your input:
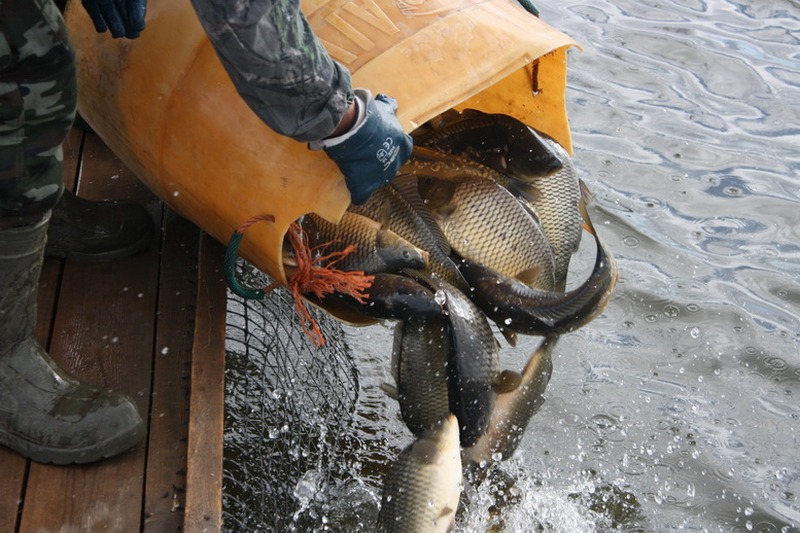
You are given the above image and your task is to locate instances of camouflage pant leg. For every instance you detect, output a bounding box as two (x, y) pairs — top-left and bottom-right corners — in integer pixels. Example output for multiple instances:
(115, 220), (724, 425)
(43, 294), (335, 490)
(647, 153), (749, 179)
(0, 0), (76, 223)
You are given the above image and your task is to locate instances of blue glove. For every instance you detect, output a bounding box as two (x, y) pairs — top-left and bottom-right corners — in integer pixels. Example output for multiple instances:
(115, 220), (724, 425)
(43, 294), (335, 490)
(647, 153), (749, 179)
(82, 0), (147, 39)
(314, 90), (413, 205)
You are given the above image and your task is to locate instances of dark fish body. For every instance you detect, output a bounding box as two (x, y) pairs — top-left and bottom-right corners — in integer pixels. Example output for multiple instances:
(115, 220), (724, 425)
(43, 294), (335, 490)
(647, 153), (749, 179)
(305, 273), (441, 323)
(414, 109), (564, 179)
(401, 146), (509, 183)
(419, 175), (556, 291)
(463, 336), (557, 474)
(409, 272), (500, 447)
(457, 203), (618, 335)
(302, 212), (428, 275)
(392, 316), (452, 437)
(378, 415), (462, 533)
(349, 176), (470, 292)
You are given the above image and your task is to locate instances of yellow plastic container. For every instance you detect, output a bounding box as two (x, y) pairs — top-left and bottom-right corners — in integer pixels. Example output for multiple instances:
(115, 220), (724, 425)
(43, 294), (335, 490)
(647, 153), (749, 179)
(65, 0), (577, 285)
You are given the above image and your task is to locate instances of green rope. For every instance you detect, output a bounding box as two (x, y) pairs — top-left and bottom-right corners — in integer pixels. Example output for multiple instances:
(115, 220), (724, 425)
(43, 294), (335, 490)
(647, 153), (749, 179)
(224, 230), (266, 300)
(517, 0), (539, 17)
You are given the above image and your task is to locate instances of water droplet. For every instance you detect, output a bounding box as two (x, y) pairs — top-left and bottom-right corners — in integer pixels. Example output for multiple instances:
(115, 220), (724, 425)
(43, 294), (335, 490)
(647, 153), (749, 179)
(622, 235), (640, 247)
(434, 290), (446, 306)
(689, 327), (700, 339)
(663, 305), (679, 317)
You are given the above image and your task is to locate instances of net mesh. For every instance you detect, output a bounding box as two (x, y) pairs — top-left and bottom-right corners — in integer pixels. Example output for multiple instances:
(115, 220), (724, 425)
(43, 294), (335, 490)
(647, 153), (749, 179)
(222, 259), (360, 532)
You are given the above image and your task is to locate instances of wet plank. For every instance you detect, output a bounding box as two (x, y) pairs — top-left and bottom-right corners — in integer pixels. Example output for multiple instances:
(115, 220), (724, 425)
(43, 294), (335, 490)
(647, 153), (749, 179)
(143, 210), (200, 532)
(184, 235), (227, 533)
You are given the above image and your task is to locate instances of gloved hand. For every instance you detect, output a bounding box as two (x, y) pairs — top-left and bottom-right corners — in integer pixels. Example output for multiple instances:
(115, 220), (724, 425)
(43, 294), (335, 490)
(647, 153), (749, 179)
(312, 89), (413, 205)
(82, 0), (147, 39)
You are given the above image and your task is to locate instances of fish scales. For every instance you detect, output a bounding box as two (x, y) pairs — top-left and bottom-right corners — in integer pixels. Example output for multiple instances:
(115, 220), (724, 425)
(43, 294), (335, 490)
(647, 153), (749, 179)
(392, 317), (452, 437)
(349, 178), (470, 292)
(420, 176), (556, 291)
(520, 135), (583, 291)
(432, 275), (501, 447)
(378, 415), (462, 533)
(414, 109), (564, 179)
(302, 211), (427, 275)
(458, 201), (618, 335)
(404, 123), (582, 291)
(463, 335), (557, 475)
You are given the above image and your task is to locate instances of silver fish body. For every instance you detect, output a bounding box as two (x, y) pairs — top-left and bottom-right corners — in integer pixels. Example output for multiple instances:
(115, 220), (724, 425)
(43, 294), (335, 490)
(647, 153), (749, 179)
(507, 134), (583, 291)
(457, 201), (618, 335)
(302, 212), (428, 275)
(463, 335), (557, 474)
(406, 136), (583, 292)
(349, 176), (470, 292)
(378, 415), (462, 533)
(419, 175), (556, 291)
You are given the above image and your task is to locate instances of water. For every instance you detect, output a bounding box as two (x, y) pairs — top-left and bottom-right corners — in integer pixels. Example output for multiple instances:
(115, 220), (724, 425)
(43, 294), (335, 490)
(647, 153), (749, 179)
(345, 1), (800, 531)
(227, 0), (800, 530)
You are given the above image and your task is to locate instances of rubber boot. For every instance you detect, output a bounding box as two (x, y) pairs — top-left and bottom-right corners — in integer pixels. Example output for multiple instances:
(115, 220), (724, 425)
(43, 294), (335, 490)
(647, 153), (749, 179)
(0, 214), (146, 464)
(45, 188), (154, 261)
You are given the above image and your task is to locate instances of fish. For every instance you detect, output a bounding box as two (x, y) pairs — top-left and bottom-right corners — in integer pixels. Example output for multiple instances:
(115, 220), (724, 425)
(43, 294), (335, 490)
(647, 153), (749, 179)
(303, 273), (442, 324)
(390, 316), (452, 437)
(403, 143), (582, 292)
(348, 175), (470, 292)
(456, 195), (618, 336)
(463, 335), (557, 475)
(409, 270), (501, 447)
(301, 211), (429, 275)
(378, 414), (462, 533)
(413, 108), (564, 179)
(417, 175), (556, 291)
(508, 133), (583, 291)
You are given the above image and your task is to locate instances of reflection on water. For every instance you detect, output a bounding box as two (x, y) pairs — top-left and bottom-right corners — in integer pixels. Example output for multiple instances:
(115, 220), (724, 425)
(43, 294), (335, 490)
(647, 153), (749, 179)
(297, 0), (800, 530)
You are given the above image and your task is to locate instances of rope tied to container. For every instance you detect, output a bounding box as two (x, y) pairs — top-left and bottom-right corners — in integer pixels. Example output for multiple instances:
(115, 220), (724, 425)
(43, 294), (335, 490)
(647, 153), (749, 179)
(225, 214), (374, 346)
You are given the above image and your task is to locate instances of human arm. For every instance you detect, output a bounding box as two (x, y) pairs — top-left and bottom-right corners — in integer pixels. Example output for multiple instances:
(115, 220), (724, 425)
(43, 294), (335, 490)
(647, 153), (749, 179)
(190, 0), (411, 203)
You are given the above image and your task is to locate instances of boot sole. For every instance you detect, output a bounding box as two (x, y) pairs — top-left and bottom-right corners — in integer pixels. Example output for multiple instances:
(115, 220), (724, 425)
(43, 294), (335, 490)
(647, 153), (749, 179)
(45, 222), (154, 262)
(0, 418), (146, 465)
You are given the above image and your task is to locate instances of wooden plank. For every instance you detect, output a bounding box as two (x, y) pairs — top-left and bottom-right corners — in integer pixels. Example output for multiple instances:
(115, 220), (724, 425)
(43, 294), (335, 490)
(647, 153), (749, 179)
(184, 235), (227, 533)
(143, 209), (201, 531)
(18, 131), (159, 532)
(0, 128), (84, 531)
(0, 451), (25, 532)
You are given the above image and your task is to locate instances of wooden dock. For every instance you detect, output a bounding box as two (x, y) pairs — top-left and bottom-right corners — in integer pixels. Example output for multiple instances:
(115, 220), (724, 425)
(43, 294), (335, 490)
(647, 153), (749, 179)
(0, 127), (226, 532)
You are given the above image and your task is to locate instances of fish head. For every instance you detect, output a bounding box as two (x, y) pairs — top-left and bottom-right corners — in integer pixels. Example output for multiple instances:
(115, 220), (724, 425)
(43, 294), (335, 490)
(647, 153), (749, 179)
(374, 227), (429, 272)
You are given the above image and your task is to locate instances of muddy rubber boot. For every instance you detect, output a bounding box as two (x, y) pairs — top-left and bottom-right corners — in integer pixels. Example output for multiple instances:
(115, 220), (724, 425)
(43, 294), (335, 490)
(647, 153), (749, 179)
(45, 188), (154, 261)
(0, 215), (146, 464)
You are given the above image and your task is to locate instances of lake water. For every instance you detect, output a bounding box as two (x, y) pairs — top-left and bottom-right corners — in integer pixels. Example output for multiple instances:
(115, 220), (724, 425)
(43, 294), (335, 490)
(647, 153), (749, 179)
(223, 0), (800, 530)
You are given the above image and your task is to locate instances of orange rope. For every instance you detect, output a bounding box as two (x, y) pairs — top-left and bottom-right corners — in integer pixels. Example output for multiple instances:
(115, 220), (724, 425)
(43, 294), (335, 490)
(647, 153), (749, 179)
(283, 221), (374, 346)
(232, 215), (373, 347)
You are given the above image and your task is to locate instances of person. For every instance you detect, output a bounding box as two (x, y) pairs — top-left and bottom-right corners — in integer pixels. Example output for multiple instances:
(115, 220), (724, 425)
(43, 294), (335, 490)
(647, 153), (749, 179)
(0, 0), (411, 464)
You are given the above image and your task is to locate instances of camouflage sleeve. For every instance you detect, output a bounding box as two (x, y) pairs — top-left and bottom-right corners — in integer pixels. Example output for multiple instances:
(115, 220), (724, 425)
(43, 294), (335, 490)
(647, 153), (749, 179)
(190, 0), (354, 143)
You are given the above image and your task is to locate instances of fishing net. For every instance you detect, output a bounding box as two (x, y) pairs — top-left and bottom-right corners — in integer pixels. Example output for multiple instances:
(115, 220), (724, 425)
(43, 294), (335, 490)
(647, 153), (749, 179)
(222, 259), (360, 532)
